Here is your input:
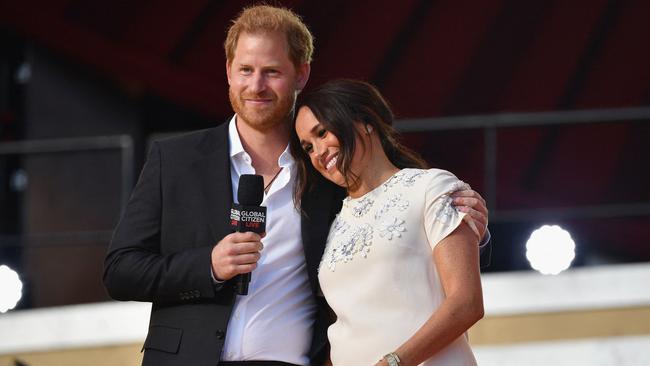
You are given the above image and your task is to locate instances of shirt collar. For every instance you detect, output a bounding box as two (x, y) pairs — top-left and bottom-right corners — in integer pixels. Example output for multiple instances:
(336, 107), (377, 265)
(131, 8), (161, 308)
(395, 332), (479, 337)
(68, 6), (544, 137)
(228, 114), (295, 168)
(278, 145), (295, 168)
(228, 115), (246, 159)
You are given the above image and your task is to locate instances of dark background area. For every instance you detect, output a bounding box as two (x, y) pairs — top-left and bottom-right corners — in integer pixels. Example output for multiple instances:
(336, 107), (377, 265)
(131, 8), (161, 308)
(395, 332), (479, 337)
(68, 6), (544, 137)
(0, 0), (648, 310)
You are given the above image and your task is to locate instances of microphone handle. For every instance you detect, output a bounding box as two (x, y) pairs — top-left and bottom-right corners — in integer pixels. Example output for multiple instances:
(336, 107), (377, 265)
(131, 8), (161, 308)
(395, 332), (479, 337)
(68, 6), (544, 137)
(237, 273), (250, 295)
(230, 203), (266, 296)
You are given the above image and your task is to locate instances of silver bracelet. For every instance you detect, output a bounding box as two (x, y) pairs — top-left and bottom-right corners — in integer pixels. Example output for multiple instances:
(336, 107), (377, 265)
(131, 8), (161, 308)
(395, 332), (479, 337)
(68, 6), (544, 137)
(383, 352), (402, 366)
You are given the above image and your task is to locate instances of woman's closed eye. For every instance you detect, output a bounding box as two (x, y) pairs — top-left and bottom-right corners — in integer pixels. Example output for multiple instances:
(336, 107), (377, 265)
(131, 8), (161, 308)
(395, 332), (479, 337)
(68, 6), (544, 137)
(300, 126), (328, 154)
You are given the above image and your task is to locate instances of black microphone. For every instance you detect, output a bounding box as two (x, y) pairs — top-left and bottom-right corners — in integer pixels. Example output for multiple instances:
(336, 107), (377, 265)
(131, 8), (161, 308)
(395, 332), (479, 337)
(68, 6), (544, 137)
(230, 174), (266, 295)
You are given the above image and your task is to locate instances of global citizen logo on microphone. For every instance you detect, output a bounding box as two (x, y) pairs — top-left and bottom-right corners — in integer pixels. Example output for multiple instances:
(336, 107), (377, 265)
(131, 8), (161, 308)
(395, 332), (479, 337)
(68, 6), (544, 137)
(230, 204), (266, 233)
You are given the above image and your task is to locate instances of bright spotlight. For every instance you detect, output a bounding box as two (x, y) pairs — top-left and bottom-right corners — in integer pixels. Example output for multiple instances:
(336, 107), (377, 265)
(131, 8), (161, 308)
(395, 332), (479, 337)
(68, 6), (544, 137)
(0, 265), (23, 313)
(525, 225), (576, 275)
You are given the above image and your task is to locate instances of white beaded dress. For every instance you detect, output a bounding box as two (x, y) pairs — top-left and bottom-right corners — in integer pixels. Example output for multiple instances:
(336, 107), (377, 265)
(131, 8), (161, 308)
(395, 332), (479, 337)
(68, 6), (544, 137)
(318, 168), (479, 366)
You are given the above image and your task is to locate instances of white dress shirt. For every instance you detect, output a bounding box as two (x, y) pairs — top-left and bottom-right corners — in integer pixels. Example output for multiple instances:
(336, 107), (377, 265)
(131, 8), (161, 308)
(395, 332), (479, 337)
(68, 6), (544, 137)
(220, 116), (316, 365)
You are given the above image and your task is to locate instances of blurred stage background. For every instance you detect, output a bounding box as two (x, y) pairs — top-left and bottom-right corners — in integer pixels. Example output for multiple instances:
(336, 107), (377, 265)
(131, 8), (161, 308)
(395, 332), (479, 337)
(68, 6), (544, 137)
(0, 0), (649, 365)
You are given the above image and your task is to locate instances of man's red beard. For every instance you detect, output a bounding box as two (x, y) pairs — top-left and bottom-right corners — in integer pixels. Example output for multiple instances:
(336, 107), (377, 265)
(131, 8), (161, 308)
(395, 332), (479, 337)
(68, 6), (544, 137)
(229, 88), (296, 132)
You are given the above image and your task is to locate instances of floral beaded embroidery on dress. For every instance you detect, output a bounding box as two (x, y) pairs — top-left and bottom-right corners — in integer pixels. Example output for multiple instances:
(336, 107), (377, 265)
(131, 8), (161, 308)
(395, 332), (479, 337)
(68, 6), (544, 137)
(323, 218), (374, 271)
(351, 196), (374, 217)
(378, 217), (405, 240)
(431, 180), (472, 226)
(375, 193), (410, 220)
(321, 169), (472, 273)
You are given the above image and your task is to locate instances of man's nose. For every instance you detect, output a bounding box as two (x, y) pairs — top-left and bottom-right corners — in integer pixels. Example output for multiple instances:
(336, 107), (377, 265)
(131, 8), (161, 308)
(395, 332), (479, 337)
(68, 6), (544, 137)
(249, 72), (266, 94)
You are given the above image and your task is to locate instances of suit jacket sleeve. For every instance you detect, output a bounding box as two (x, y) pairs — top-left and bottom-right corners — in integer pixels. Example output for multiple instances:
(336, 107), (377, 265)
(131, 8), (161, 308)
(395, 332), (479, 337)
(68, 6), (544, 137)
(103, 142), (221, 305)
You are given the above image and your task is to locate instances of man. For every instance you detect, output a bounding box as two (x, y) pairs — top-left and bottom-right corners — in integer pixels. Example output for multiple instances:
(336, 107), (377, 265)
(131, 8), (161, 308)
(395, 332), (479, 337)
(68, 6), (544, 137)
(103, 5), (489, 366)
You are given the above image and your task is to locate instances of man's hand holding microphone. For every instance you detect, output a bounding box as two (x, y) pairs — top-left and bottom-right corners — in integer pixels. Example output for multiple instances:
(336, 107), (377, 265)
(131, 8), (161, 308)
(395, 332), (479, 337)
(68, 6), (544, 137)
(211, 231), (263, 281)
(211, 174), (266, 295)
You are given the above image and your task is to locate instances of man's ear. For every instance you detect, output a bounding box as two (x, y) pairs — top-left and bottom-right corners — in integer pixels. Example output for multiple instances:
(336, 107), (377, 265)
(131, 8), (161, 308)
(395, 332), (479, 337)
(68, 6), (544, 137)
(296, 63), (311, 92)
(226, 60), (232, 85)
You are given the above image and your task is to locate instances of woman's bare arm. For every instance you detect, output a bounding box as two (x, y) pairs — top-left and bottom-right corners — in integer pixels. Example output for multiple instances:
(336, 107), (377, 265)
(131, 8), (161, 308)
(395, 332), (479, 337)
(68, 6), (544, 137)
(375, 222), (484, 366)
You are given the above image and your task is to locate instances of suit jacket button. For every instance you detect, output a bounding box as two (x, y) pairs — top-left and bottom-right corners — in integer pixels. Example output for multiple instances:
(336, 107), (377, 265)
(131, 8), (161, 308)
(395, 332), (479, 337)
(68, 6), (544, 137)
(216, 330), (225, 340)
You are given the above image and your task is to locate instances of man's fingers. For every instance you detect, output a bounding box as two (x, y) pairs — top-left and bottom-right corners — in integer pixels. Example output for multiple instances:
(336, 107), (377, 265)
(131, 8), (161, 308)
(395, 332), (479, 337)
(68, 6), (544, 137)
(212, 248), (261, 280)
(451, 190), (487, 206)
(224, 262), (258, 276)
(453, 196), (482, 208)
(212, 234), (264, 280)
(221, 240), (263, 255)
(469, 208), (488, 228)
(451, 189), (479, 198)
(232, 241), (264, 254)
(231, 252), (262, 265)
(458, 206), (488, 229)
(236, 263), (257, 274)
(229, 231), (262, 242)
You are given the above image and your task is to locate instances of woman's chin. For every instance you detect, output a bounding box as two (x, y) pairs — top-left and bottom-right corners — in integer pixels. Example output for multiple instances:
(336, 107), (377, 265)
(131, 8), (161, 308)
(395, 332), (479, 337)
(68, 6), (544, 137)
(322, 172), (347, 188)
(334, 180), (347, 188)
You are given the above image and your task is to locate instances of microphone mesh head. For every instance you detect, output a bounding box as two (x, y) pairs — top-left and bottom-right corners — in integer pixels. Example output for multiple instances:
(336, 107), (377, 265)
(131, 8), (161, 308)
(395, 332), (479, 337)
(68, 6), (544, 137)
(238, 174), (264, 205)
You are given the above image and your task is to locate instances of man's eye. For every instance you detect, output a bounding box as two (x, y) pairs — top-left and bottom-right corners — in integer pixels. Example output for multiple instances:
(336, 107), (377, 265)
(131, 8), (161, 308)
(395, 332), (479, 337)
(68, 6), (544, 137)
(240, 67), (252, 74)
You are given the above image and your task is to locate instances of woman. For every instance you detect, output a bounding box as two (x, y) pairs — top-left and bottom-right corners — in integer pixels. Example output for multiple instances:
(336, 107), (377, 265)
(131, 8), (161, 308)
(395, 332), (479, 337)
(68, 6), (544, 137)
(291, 79), (484, 366)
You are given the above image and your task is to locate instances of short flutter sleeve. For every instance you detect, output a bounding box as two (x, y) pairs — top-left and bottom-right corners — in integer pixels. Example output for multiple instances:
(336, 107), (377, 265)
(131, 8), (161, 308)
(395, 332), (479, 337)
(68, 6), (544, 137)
(423, 169), (480, 251)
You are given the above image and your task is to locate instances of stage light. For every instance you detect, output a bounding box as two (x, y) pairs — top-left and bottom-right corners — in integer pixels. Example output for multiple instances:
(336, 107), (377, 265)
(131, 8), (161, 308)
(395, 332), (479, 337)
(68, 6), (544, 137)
(525, 225), (575, 275)
(0, 265), (23, 313)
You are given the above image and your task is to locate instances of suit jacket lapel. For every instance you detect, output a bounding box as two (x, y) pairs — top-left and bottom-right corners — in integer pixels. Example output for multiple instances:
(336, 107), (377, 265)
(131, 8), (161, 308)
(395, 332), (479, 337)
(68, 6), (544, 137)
(194, 123), (233, 243)
(301, 177), (343, 294)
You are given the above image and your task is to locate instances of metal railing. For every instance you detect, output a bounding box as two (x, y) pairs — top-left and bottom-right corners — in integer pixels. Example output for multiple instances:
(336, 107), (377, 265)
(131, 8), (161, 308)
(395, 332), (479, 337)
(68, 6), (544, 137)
(0, 135), (133, 247)
(394, 106), (650, 222)
(1, 106), (649, 245)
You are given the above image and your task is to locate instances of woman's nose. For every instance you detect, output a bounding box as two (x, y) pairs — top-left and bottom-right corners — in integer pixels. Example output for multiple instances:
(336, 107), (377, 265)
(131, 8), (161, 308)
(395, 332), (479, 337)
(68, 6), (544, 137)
(313, 142), (325, 158)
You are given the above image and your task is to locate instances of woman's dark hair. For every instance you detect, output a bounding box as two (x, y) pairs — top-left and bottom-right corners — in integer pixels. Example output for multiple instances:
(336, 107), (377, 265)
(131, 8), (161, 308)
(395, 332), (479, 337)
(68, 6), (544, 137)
(290, 79), (428, 203)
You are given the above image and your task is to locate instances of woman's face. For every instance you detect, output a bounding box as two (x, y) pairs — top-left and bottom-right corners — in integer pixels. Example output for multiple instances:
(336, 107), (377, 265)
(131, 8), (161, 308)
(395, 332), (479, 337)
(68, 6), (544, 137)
(295, 106), (366, 187)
